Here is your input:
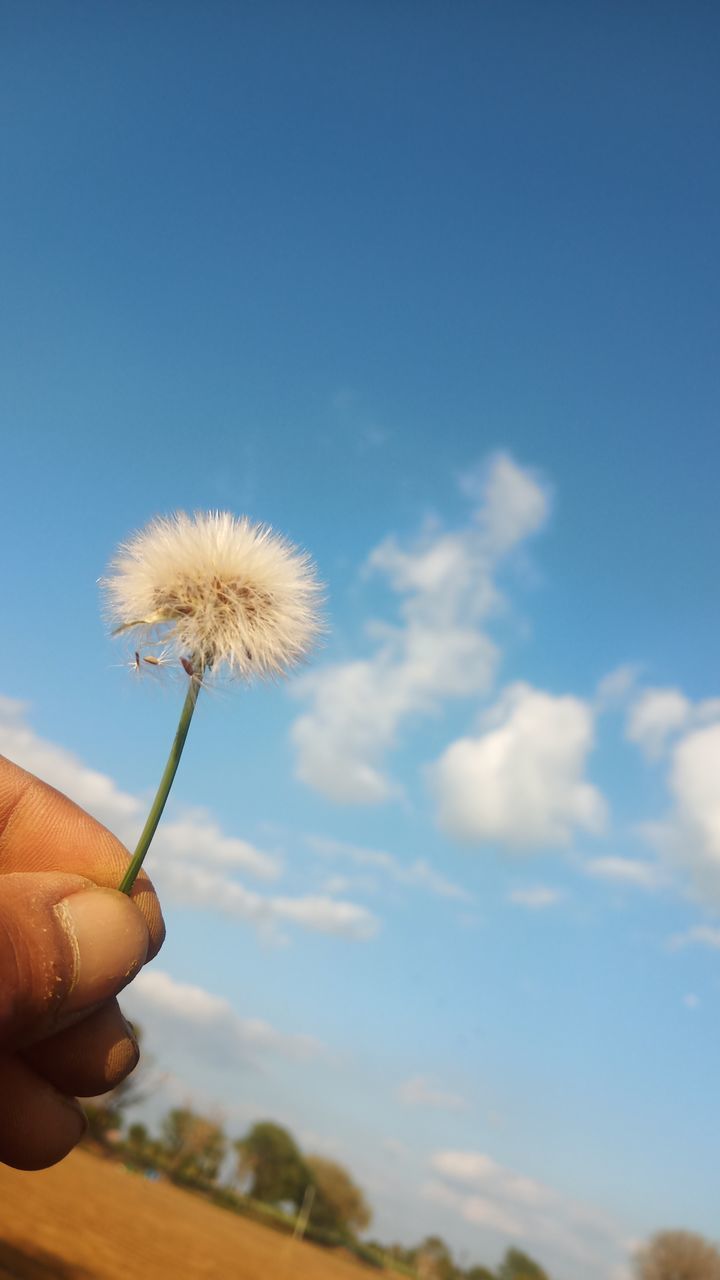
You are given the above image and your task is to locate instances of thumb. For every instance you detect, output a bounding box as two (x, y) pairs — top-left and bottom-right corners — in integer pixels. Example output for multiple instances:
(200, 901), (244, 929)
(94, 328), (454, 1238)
(0, 872), (149, 1049)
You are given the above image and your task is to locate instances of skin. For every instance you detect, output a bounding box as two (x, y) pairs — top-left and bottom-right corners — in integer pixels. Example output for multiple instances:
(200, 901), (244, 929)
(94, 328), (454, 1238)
(0, 755), (165, 1170)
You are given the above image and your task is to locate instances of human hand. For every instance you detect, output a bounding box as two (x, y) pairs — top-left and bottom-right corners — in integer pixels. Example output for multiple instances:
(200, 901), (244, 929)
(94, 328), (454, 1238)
(0, 755), (165, 1170)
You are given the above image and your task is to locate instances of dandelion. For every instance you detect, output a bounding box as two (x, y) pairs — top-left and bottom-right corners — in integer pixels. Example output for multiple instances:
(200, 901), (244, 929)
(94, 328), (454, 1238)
(102, 511), (322, 893)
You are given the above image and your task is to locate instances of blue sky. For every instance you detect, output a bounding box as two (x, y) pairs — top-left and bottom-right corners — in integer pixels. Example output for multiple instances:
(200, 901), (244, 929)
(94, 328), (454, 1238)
(2, 4), (720, 1276)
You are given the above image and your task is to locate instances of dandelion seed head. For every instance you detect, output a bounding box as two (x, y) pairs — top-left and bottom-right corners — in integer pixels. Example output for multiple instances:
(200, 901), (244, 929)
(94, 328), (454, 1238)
(103, 511), (323, 680)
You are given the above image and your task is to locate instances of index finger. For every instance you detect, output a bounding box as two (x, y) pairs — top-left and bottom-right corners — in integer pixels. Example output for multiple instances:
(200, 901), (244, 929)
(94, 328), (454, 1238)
(0, 756), (165, 961)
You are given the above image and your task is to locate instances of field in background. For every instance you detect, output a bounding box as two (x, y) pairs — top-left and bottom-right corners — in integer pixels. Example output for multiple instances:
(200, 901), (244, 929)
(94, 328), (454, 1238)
(0, 1149), (383, 1280)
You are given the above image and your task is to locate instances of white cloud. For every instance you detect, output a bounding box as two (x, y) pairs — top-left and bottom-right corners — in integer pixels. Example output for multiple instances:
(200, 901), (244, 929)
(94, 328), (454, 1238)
(123, 969), (324, 1066)
(650, 720), (720, 903)
(153, 810), (280, 881)
(0, 698), (376, 942)
(626, 688), (692, 759)
(423, 1177), (525, 1236)
(595, 666), (640, 711)
(405, 860), (471, 901)
(508, 885), (564, 909)
(683, 993), (700, 1009)
(151, 862), (379, 942)
(670, 723), (720, 864)
(632, 697), (720, 905)
(669, 924), (720, 951)
(397, 1075), (467, 1111)
(428, 1149), (630, 1276)
(431, 682), (606, 848)
(0, 695), (142, 829)
(291, 452), (550, 804)
(626, 687), (720, 761)
(584, 857), (664, 890)
(458, 452), (551, 554)
(308, 834), (471, 901)
(432, 1150), (554, 1210)
(320, 873), (375, 896)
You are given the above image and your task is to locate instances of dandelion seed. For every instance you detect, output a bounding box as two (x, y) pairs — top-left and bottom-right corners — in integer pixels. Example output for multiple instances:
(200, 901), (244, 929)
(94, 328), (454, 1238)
(143, 647), (174, 668)
(126, 647), (174, 677)
(102, 511), (323, 893)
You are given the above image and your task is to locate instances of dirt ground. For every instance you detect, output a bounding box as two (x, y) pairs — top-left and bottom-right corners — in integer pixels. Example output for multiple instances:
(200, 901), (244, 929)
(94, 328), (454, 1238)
(0, 1149), (382, 1280)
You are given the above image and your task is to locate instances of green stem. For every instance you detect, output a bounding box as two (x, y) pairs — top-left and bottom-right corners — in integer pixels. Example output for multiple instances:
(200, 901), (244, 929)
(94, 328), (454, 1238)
(119, 677), (202, 894)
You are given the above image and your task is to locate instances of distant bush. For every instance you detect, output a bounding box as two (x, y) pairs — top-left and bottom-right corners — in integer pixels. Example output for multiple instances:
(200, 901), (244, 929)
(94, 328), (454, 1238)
(347, 1241), (386, 1269)
(240, 1197), (298, 1236)
(380, 1258), (418, 1278)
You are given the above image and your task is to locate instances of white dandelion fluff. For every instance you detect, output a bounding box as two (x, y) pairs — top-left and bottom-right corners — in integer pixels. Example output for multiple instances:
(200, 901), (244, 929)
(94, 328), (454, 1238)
(103, 511), (322, 681)
(102, 511), (323, 894)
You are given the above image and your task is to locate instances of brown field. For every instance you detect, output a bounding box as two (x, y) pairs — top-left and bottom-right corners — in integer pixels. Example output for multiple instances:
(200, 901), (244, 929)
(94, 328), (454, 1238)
(0, 1149), (383, 1280)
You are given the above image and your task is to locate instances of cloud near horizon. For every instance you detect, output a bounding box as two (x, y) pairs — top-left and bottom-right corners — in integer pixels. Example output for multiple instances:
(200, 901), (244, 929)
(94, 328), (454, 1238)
(426, 1149), (631, 1278)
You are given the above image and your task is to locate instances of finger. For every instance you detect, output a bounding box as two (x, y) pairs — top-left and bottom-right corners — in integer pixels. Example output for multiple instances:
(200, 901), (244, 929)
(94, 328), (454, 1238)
(0, 1052), (86, 1170)
(22, 998), (139, 1098)
(0, 872), (148, 1049)
(0, 755), (165, 959)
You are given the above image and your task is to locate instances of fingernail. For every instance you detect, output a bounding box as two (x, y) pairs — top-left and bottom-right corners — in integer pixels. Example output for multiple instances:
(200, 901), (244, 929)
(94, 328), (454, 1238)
(122, 1014), (139, 1053)
(106, 1018), (141, 1080)
(55, 889), (149, 1015)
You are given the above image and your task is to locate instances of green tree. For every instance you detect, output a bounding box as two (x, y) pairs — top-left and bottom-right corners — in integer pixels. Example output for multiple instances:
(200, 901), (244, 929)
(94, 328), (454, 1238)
(634, 1230), (720, 1280)
(123, 1121), (162, 1170)
(82, 1098), (123, 1145)
(125, 1121), (150, 1160)
(161, 1107), (227, 1184)
(306, 1155), (371, 1234)
(497, 1248), (550, 1280)
(416, 1235), (459, 1280)
(234, 1121), (310, 1209)
(383, 1242), (418, 1267)
(464, 1268), (496, 1280)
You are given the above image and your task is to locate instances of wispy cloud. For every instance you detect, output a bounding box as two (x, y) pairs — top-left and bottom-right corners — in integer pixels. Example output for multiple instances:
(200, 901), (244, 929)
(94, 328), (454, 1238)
(153, 862), (379, 942)
(124, 969), (325, 1068)
(669, 924), (720, 951)
(594, 666), (640, 711)
(291, 453), (550, 804)
(583, 857), (664, 890)
(153, 810), (280, 881)
(308, 834), (471, 901)
(427, 1149), (631, 1277)
(0, 697), (377, 942)
(508, 885), (564, 909)
(626, 687), (720, 760)
(0, 695), (142, 829)
(397, 1075), (467, 1112)
(626, 688), (692, 759)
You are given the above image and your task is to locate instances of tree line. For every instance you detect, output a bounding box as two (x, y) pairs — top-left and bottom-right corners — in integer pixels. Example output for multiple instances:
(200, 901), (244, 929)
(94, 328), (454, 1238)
(82, 1036), (720, 1280)
(82, 1064), (551, 1278)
